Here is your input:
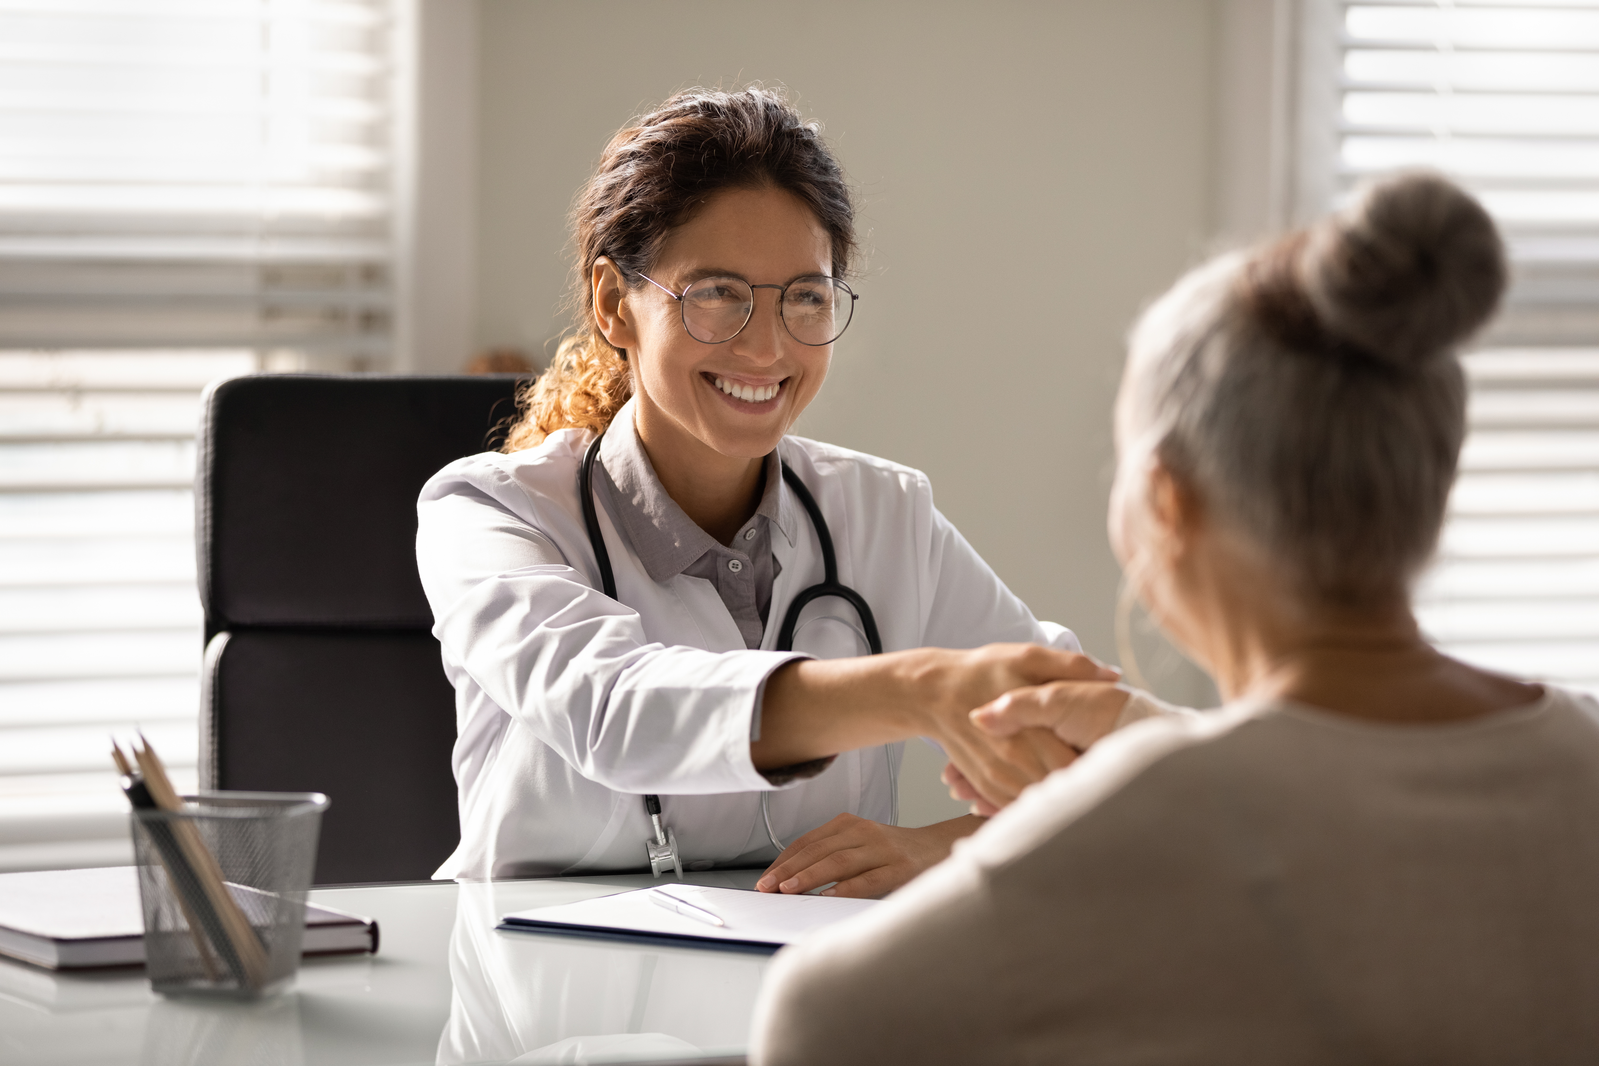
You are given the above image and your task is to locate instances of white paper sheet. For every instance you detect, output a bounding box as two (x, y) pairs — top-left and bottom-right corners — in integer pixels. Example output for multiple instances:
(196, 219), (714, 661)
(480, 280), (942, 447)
(500, 885), (878, 948)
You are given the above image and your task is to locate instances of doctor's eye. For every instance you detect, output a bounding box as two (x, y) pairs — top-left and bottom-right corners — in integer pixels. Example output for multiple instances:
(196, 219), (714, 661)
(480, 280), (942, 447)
(684, 278), (753, 308)
(779, 277), (854, 346)
(783, 280), (834, 310)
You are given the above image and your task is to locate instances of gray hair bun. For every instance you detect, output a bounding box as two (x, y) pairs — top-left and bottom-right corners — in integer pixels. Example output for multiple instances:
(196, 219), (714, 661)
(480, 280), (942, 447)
(1299, 171), (1507, 367)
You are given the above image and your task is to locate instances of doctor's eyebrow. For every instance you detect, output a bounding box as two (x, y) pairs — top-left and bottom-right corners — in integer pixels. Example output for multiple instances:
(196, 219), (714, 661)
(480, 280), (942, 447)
(660, 266), (836, 288)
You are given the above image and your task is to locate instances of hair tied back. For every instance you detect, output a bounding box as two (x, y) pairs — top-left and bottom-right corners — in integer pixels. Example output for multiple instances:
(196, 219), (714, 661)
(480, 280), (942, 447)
(1241, 232), (1401, 374)
(1280, 171), (1506, 370)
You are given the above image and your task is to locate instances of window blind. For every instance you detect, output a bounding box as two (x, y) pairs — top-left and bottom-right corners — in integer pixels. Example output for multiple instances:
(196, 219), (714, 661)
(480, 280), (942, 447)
(1325, 0), (1599, 694)
(0, 0), (398, 872)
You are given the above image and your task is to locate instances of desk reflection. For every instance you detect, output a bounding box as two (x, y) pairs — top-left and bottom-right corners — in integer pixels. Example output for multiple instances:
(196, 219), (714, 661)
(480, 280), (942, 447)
(438, 880), (770, 1065)
(140, 993), (305, 1066)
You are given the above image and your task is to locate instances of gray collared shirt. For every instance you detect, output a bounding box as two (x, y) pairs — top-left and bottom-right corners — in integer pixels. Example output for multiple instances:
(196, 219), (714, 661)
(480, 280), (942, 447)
(595, 421), (794, 650)
(594, 418), (832, 786)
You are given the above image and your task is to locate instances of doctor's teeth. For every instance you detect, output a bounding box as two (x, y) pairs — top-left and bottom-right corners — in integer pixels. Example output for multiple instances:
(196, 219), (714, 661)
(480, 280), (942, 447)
(713, 377), (778, 402)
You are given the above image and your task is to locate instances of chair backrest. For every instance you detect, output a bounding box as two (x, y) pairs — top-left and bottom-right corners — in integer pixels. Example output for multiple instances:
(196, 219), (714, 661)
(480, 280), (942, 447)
(196, 373), (523, 884)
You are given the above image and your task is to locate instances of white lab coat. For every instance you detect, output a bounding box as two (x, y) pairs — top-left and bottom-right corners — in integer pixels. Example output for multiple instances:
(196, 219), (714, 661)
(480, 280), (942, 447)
(416, 404), (1080, 879)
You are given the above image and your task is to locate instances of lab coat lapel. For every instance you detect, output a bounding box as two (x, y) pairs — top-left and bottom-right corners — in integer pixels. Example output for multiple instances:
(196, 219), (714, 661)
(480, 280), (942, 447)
(668, 574), (746, 652)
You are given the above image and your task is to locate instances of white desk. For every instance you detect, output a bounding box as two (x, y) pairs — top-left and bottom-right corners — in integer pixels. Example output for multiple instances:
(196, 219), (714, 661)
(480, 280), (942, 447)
(0, 870), (769, 1066)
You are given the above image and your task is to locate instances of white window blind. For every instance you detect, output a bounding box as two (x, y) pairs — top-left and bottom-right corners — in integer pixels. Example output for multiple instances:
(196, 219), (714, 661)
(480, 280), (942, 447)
(1316, 0), (1599, 694)
(0, 0), (399, 872)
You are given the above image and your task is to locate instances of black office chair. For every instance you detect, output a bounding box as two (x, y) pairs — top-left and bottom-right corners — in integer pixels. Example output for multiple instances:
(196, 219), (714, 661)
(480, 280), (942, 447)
(196, 373), (525, 884)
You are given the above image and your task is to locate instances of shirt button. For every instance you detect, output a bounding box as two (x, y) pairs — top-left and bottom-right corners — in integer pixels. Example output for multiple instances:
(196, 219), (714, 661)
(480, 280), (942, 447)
(727, 558), (744, 574)
(743, 528), (757, 541)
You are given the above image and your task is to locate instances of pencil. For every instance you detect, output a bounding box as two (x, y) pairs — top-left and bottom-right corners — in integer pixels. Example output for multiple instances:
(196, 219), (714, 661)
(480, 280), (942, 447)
(119, 737), (269, 989)
(114, 741), (220, 980)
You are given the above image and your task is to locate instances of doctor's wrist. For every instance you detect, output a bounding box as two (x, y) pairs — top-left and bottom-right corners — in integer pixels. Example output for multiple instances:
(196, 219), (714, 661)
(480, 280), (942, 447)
(891, 647), (972, 738)
(755, 657), (917, 769)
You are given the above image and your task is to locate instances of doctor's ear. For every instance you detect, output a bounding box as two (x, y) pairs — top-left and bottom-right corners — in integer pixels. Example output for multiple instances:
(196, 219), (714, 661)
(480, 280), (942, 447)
(592, 257), (640, 356)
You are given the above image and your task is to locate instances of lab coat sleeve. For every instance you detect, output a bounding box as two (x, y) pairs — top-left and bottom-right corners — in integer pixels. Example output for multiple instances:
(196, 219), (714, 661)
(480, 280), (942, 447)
(912, 475), (1081, 654)
(417, 465), (803, 797)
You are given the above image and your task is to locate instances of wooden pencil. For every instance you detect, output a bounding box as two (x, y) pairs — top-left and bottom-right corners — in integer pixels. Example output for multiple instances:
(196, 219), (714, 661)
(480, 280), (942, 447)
(113, 741), (221, 981)
(130, 736), (269, 988)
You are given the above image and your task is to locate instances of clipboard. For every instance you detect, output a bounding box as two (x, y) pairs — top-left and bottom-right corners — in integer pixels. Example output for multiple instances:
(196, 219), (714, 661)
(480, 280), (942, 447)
(499, 884), (878, 954)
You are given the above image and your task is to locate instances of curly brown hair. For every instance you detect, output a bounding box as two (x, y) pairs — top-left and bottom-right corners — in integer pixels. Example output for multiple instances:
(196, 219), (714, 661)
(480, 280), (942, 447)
(502, 85), (857, 451)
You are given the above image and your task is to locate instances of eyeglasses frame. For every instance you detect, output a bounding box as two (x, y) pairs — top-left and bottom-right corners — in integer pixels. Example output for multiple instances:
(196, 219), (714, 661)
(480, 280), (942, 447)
(632, 269), (858, 347)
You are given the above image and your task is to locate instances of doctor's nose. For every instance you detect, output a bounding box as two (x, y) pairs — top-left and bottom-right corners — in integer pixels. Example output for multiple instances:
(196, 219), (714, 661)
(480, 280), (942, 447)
(729, 291), (785, 365)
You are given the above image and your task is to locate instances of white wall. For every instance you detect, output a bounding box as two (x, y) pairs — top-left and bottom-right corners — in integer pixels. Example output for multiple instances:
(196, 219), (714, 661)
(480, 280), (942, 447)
(472, 0), (1225, 825)
(398, 0), (479, 373)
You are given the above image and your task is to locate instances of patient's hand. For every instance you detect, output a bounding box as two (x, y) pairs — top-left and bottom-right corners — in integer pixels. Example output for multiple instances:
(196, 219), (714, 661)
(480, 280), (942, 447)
(972, 679), (1131, 748)
(945, 681), (1133, 814)
(754, 814), (982, 899)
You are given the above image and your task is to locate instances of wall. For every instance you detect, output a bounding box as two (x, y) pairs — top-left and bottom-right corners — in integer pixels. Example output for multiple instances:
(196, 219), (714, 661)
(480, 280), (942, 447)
(399, 0), (479, 373)
(474, 0), (1221, 824)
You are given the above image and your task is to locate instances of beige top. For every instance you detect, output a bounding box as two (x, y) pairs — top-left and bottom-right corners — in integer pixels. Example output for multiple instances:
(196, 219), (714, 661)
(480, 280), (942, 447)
(751, 686), (1599, 1066)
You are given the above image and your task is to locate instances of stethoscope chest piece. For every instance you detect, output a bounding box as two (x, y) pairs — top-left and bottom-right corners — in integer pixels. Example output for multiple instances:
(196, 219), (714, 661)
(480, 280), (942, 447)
(645, 794), (683, 879)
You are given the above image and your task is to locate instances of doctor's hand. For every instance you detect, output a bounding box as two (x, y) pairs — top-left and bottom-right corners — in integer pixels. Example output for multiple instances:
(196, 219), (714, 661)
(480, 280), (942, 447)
(754, 813), (982, 899)
(944, 680), (1135, 814)
(942, 762), (1002, 817)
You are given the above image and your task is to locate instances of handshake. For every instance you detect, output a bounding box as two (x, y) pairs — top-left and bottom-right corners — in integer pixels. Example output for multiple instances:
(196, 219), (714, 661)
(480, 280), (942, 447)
(754, 644), (1144, 898)
(759, 644), (1142, 818)
(911, 645), (1133, 817)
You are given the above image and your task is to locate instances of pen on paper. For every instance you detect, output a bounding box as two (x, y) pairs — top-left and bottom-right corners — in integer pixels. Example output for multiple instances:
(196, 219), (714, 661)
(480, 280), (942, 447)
(650, 887), (726, 928)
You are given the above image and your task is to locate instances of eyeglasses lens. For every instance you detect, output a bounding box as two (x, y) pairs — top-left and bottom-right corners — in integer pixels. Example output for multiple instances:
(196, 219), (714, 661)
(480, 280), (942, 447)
(681, 278), (754, 343)
(781, 277), (852, 346)
(679, 276), (853, 346)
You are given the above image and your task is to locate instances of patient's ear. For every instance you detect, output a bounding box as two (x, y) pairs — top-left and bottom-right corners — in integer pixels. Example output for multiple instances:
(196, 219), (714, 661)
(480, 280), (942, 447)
(1147, 461), (1203, 559)
(592, 257), (639, 352)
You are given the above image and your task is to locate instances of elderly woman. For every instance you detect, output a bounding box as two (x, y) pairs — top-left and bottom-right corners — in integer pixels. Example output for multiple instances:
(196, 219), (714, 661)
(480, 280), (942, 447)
(751, 172), (1599, 1064)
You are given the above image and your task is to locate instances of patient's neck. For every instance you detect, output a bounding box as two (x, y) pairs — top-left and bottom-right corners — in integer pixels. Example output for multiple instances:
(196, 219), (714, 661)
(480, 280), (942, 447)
(1179, 555), (1540, 724)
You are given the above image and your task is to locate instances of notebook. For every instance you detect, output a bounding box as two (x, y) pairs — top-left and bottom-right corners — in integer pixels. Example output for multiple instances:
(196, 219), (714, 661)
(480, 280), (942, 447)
(500, 884), (878, 952)
(0, 866), (378, 970)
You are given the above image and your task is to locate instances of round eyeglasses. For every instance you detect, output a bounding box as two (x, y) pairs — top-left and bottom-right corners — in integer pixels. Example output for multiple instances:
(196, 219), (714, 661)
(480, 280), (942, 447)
(634, 270), (858, 347)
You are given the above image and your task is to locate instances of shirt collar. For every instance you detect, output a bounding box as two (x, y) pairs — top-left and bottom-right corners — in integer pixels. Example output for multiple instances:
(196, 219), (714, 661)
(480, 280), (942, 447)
(596, 398), (797, 583)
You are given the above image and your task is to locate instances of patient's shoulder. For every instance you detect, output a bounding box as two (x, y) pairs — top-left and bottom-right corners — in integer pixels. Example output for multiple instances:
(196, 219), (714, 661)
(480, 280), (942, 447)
(967, 683), (1599, 879)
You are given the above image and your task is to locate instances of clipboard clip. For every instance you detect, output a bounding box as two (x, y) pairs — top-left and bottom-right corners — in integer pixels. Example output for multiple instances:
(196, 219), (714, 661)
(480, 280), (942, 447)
(643, 795), (682, 878)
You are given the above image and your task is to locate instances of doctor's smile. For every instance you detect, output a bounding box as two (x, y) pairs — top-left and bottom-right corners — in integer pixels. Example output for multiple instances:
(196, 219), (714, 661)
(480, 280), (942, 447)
(706, 374), (784, 408)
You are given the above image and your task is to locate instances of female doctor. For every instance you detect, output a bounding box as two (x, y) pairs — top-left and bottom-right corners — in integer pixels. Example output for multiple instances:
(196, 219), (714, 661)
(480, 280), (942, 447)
(416, 87), (1119, 897)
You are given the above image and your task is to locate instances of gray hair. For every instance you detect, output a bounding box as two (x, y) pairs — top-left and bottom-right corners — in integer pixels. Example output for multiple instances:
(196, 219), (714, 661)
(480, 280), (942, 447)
(1118, 172), (1507, 606)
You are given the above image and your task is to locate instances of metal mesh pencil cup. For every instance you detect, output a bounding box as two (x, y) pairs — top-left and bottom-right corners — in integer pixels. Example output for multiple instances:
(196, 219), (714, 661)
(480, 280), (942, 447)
(131, 791), (329, 998)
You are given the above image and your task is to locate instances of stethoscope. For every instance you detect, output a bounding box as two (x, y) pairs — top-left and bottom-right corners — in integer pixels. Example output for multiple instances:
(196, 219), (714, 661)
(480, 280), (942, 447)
(580, 432), (897, 878)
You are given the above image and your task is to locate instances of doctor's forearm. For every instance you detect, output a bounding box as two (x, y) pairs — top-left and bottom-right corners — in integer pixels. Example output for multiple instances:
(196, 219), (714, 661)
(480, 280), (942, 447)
(753, 644), (1108, 764)
(753, 654), (930, 769)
